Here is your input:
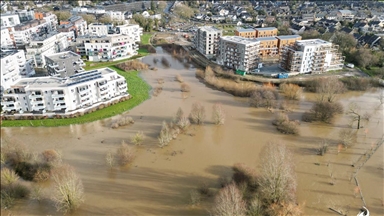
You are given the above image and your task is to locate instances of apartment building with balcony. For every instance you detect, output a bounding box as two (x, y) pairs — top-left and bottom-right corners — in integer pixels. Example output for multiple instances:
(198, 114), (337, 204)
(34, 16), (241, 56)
(276, 35), (302, 53)
(1, 50), (35, 93)
(45, 51), (86, 77)
(280, 39), (345, 74)
(1, 13), (20, 27)
(1, 68), (128, 114)
(194, 26), (222, 58)
(216, 36), (260, 72)
(88, 23), (109, 36)
(60, 16), (87, 38)
(25, 32), (72, 67)
(235, 28), (256, 38)
(257, 37), (279, 59)
(75, 24), (142, 62)
(1, 27), (14, 48)
(255, 27), (278, 38)
(12, 19), (54, 48)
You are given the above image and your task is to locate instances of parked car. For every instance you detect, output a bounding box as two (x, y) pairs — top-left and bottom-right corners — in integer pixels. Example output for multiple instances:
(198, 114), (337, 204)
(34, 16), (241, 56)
(346, 63), (354, 68)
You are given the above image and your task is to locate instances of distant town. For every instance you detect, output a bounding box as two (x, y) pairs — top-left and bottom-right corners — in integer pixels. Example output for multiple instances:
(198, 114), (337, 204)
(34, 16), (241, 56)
(1, 0), (383, 116)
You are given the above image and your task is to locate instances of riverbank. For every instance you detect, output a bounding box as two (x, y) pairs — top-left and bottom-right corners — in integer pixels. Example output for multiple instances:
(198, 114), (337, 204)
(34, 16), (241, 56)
(1, 67), (151, 127)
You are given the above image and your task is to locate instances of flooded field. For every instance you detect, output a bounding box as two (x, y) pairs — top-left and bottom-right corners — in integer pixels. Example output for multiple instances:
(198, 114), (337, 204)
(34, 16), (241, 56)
(1, 47), (383, 215)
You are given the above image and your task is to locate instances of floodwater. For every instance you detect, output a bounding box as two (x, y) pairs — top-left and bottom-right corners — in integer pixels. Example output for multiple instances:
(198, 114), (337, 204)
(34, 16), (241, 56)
(1, 47), (383, 215)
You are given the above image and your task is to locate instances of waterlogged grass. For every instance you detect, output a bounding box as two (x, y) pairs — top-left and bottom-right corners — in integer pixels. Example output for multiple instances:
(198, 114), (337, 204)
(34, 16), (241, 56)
(1, 67), (151, 127)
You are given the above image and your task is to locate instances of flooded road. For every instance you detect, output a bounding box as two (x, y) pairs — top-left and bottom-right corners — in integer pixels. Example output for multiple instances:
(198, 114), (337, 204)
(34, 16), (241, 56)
(1, 47), (383, 215)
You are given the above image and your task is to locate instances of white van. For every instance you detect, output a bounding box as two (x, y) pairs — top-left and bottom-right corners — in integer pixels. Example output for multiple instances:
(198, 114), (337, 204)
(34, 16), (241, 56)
(346, 63), (354, 68)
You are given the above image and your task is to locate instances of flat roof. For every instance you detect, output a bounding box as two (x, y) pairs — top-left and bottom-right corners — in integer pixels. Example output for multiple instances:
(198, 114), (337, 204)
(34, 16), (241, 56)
(0, 49), (22, 59)
(255, 27), (277, 31)
(221, 36), (260, 45)
(275, 35), (301, 40)
(296, 39), (331, 46)
(199, 26), (222, 32)
(256, 37), (278, 41)
(236, 28), (255, 33)
(11, 68), (117, 88)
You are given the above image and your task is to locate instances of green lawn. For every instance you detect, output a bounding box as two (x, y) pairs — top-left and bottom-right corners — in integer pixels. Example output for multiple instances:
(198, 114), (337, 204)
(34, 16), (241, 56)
(1, 67), (151, 127)
(140, 33), (152, 45)
(360, 67), (384, 78)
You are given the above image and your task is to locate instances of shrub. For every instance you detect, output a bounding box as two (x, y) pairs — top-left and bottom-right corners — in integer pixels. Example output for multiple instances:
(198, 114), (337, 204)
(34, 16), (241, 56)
(51, 165), (84, 213)
(161, 57), (170, 68)
(14, 161), (38, 181)
(189, 189), (201, 205)
(247, 197), (263, 216)
(340, 77), (371, 91)
(174, 107), (184, 123)
(118, 116), (134, 126)
(181, 82), (191, 92)
(280, 83), (302, 100)
(196, 69), (205, 78)
(175, 74), (183, 83)
(153, 85), (163, 97)
(1, 167), (19, 187)
(302, 101), (343, 123)
(317, 142), (329, 156)
(189, 102), (206, 125)
(157, 78), (164, 84)
(198, 182), (211, 196)
(41, 149), (61, 165)
(339, 129), (355, 148)
(158, 121), (172, 148)
(272, 113), (299, 135)
(212, 103), (226, 125)
(176, 116), (191, 131)
(105, 150), (115, 168)
(211, 182), (247, 216)
(250, 87), (279, 108)
(116, 60), (149, 71)
(131, 131), (144, 146)
(116, 141), (135, 166)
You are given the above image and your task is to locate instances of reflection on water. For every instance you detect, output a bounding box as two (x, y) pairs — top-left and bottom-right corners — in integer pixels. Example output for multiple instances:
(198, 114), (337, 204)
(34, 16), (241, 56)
(1, 47), (383, 216)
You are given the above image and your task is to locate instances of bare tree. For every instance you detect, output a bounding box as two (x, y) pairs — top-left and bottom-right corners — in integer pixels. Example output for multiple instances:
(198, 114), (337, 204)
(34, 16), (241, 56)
(258, 142), (296, 204)
(212, 103), (226, 125)
(211, 182), (247, 216)
(51, 165), (84, 213)
(189, 102), (206, 125)
(346, 102), (370, 129)
(339, 129), (355, 148)
(280, 83), (302, 100)
(131, 131), (145, 146)
(315, 77), (345, 103)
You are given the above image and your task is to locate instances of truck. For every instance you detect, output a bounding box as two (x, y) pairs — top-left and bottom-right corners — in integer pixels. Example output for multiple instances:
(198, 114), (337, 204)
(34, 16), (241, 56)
(235, 69), (246, 76)
(277, 73), (289, 79)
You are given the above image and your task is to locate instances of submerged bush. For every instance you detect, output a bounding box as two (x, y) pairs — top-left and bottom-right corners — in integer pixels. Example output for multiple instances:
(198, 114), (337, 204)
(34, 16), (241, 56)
(212, 103), (226, 125)
(211, 182), (247, 216)
(280, 83), (302, 100)
(250, 87), (279, 108)
(189, 102), (206, 125)
(272, 112), (299, 135)
(116, 141), (135, 166)
(116, 60), (149, 71)
(302, 101), (343, 123)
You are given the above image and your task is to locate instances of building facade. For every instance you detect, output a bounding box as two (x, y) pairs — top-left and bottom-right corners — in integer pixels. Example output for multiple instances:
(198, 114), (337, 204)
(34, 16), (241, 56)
(26, 32), (72, 67)
(60, 16), (87, 37)
(1, 27), (14, 48)
(12, 19), (53, 48)
(255, 27), (278, 38)
(76, 24), (142, 62)
(194, 26), (222, 58)
(1, 13), (21, 27)
(88, 23), (109, 36)
(216, 36), (260, 72)
(276, 35), (302, 53)
(235, 28), (257, 38)
(280, 39), (345, 74)
(1, 50), (35, 93)
(1, 68), (128, 113)
(257, 37), (279, 59)
(45, 51), (86, 77)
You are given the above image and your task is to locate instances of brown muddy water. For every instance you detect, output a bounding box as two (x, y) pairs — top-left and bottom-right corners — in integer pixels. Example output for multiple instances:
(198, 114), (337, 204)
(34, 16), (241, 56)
(1, 47), (383, 216)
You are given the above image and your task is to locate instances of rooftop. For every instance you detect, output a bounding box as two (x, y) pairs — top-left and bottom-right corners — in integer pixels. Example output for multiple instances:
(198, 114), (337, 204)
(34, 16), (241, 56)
(256, 37), (278, 41)
(199, 26), (222, 32)
(236, 28), (255, 33)
(255, 27), (277, 31)
(221, 36), (260, 45)
(45, 51), (83, 78)
(11, 68), (117, 88)
(296, 39), (332, 46)
(0, 50), (21, 59)
(275, 35), (302, 40)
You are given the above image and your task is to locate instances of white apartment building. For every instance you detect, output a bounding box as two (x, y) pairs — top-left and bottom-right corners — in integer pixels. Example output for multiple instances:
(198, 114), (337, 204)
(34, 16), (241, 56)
(88, 23), (109, 36)
(1, 68), (128, 113)
(280, 39), (345, 74)
(66, 16), (87, 37)
(26, 32), (72, 67)
(12, 19), (54, 48)
(42, 13), (58, 32)
(1, 13), (20, 27)
(194, 26), (223, 58)
(216, 36), (260, 72)
(76, 24), (142, 61)
(106, 11), (125, 22)
(45, 51), (86, 77)
(1, 50), (35, 93)
(16, 10), (35, 23)
(1, 27), (14, 48)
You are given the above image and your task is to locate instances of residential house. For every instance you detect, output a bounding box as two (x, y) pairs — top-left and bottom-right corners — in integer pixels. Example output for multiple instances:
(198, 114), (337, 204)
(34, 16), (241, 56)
(255, 27), (278, 38)
(235, 28), (256, 39)
(290, 24), (305, 34)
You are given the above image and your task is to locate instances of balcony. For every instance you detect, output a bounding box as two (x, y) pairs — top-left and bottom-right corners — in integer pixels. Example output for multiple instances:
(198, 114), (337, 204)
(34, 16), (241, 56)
(54, 103), (66, 110)
(1, 100), (16, 105)
(29, 93), (43, 99)
(49, 63), (59, 68)
(55, 67), (66, 73)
